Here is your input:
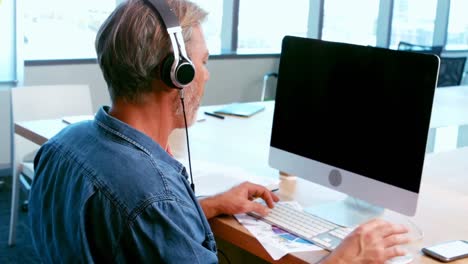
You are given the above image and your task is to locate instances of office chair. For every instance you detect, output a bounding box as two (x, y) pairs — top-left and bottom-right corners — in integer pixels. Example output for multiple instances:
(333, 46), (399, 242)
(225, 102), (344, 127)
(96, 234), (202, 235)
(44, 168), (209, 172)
(437, 57), (467, 87)
(8, 84), (93, 246)
(260, 72), (278, 101)
(397, 41), (443, 56)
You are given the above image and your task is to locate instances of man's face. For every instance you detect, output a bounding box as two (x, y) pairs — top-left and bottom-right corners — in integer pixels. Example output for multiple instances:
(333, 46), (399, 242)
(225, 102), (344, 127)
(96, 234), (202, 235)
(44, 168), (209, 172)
(174, 25), (210, 127)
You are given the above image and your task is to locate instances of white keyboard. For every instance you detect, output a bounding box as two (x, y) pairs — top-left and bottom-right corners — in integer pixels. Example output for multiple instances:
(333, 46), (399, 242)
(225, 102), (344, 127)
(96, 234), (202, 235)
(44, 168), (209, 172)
(248, 202), (354, 250)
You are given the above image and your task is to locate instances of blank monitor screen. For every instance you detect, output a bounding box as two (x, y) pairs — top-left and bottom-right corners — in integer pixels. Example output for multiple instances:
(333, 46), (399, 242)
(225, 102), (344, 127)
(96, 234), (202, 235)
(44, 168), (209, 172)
(270, 36), (439, 214)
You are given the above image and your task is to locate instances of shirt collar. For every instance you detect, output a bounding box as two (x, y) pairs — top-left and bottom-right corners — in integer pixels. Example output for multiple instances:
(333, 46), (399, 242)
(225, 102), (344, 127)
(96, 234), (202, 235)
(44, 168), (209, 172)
(94, 106), (186, 175)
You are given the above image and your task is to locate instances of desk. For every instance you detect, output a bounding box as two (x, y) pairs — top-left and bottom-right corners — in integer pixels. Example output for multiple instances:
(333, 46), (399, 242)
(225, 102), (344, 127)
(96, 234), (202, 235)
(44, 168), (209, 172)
(15, 86), (468, 264)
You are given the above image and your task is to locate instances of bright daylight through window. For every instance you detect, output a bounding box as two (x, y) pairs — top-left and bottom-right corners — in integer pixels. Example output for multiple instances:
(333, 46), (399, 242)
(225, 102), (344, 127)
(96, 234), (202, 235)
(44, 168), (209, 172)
(237, 0), (309, 54)
(191, 0), (223, 54)
(23, 0), (115, 61)
(321, 0), (379, 46)
(21, 0), (468, 61)
(390, 0), (437, 48)
(446, 0), (468, 50)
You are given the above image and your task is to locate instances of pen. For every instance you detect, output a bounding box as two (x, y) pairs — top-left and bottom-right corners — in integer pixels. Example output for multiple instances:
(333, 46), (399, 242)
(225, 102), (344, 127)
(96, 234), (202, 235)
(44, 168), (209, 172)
(204, 111), (225, 119)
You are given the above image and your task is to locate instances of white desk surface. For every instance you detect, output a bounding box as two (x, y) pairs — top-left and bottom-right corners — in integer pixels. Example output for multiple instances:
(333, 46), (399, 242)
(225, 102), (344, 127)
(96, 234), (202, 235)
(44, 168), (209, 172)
(430, 85), (468, 128)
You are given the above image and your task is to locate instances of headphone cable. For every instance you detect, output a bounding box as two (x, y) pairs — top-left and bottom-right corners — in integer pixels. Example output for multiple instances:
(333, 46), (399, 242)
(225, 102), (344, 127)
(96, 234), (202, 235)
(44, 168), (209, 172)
(179, 90), (195, 193)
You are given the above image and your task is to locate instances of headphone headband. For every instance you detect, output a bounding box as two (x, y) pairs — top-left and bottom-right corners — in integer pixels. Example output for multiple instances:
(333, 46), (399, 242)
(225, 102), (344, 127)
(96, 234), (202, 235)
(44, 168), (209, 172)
(143, 0), (195, 89)
(144, 0), (179, 28)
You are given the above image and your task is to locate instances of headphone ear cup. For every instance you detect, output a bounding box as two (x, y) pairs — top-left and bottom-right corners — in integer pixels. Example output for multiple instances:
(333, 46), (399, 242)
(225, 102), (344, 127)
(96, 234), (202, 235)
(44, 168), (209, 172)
(161, 54), (177, 88)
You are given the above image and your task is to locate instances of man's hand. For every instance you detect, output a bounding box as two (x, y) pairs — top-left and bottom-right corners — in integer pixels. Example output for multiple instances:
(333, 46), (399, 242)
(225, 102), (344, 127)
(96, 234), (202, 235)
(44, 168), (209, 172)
(200, 181), (280, 219)
(321, 218), (410, 264)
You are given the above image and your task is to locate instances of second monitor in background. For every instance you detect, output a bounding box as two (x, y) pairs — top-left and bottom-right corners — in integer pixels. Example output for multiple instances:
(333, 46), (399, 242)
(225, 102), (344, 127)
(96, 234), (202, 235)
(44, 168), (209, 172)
(269, 36), (440, 226)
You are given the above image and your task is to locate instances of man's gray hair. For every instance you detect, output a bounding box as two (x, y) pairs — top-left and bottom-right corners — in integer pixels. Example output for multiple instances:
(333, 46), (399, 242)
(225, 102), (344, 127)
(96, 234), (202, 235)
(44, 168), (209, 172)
(95, 0), (207, 104)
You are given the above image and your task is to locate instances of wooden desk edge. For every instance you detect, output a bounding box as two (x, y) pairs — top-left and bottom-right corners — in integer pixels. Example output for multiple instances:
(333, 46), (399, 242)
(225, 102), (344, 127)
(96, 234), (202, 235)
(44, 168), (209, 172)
(15, 123), (48, 145)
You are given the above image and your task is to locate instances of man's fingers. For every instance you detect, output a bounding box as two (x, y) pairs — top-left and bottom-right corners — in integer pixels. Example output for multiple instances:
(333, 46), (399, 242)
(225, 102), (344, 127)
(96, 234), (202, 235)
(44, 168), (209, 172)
(384, 234), (411, 248)
(271, 192), (280, 202)
(385, 246), (408, 259)
(379, 223), (409, 238)
(358, 219), (409, 239)
(247, 183), (277, 208)
(246, 201), (271, 216)
(262, 191), (276, 209)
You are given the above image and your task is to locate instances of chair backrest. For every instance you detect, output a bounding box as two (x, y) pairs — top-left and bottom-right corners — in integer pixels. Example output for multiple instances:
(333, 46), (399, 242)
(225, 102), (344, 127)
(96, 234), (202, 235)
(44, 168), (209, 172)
(437, 57), (467, 87)
(397, 41), (443, 56)
(11, 85), (94, 167)
(11, 85), (93, 122)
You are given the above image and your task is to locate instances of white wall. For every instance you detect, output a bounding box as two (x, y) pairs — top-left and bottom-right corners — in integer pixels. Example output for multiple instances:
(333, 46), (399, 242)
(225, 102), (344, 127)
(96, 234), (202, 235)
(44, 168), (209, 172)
(203, 57), (279, 105)
(24, 57), (279, 109)
(0, 57), (279, 171)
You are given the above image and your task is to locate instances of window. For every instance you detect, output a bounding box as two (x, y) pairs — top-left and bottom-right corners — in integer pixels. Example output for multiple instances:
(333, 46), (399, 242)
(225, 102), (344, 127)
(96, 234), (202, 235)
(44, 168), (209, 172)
(390, 0), (437, 48)
(23, 0), (116, 61)
(0, 0), (16, 81)
(20, 0), (468, 60)
(24, 0), (222, 60)
(321, 0), (379, 46)
(446, 0), (468, 50)
(191, 0), (223, 54)
(237, 0), (309, 54)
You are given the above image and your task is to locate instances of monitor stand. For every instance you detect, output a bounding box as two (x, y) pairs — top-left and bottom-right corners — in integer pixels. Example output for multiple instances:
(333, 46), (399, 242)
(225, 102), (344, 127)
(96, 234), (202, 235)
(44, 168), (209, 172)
(304, 196), (384, 227)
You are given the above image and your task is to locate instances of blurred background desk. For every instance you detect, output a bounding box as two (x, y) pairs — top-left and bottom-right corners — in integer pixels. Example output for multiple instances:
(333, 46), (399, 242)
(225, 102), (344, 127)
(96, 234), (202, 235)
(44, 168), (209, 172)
(13, 85), (468, 263)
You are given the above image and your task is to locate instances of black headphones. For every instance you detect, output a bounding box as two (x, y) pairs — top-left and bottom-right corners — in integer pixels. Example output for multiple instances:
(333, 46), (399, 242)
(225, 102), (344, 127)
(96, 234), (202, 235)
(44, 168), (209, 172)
(143, 0), (196, 89)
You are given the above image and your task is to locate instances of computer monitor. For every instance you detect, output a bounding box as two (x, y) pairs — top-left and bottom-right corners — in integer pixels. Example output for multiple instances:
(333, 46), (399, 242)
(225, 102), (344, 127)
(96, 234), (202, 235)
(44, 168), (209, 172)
(269, 36), (439, 227)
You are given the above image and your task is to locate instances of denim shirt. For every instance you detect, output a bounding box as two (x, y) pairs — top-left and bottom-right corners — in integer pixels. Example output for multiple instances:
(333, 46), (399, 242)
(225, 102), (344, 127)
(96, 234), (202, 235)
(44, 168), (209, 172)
(29, 106), (218, 263)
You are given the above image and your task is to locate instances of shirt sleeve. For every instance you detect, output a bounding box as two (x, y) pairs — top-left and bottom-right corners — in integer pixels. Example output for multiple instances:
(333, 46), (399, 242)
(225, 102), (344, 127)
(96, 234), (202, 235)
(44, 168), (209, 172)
(114, 199), (218, 263)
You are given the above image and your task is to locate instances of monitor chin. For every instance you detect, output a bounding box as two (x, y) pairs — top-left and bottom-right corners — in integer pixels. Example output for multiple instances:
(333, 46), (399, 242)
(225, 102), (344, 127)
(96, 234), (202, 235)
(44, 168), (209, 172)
(269, 146), (419, 226)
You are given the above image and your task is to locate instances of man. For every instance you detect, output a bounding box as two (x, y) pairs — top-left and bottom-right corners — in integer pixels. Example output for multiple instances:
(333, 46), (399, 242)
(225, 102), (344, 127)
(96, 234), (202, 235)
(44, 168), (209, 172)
(29, 0), (410, 263)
